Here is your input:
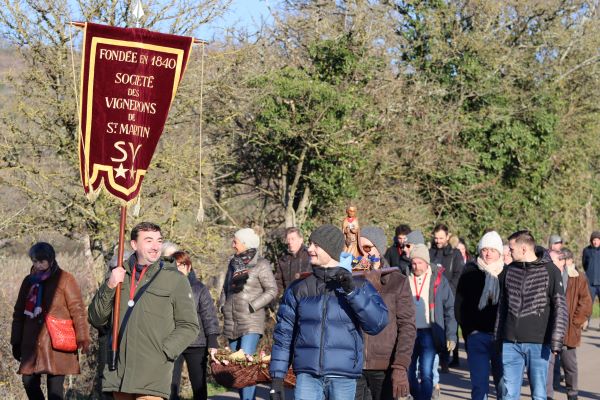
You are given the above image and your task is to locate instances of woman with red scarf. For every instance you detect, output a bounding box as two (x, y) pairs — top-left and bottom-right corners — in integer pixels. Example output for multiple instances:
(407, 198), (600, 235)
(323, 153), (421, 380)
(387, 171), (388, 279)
(11, 242), (90, 399)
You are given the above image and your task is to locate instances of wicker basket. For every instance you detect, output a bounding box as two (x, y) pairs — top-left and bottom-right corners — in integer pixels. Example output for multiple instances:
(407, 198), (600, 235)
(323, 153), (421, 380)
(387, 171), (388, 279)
(210, 361), (295, 389)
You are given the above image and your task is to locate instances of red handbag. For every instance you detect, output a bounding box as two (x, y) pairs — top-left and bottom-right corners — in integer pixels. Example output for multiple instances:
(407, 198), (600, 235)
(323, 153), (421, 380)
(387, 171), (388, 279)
(45, 314), (78, 352)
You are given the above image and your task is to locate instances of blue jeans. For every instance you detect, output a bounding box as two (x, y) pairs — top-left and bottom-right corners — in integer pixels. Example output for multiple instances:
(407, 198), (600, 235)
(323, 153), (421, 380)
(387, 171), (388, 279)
(409, 329), (437, 400)
(589, 284), (600, 303)
(467, 332), (503, 400)
(229, 333), (261, 400)
(502, 342), (550, 400)
(433, 353), (439, 386)
(294, 373), (357, 400)
(415, 353), (439, 386)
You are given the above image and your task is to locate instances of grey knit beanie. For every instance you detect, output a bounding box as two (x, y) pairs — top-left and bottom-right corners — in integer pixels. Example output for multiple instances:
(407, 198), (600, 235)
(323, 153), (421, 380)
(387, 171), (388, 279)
(591, 231), (600, 241)
(309, 224), (345, 261)
(548, 234), (563, 247)
(361, 226), (387, 255)
(406, 230), (425, 245)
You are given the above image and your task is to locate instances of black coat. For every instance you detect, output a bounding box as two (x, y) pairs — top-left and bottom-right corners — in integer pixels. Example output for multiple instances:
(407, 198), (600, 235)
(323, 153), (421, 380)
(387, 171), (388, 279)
(454, 262), (499, 338)
(384, 245), (411, 275)
(495, 248), (568, 352)
(429, 245), (464, 294)
(275, 246), (311, 294)
(188, 273), (220, 348)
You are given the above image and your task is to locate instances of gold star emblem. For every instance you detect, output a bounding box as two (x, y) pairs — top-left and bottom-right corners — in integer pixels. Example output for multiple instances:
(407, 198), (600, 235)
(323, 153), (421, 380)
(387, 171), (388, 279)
(129, 167), (136, 179)
(114, 163), (127, 179)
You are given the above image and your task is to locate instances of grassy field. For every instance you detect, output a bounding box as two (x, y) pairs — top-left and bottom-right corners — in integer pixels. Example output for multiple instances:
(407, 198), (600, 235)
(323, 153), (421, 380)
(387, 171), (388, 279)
(593, 301), (600, 318)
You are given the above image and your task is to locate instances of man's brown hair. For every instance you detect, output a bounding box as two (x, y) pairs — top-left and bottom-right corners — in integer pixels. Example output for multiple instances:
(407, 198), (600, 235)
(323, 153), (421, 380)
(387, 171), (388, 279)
(433, 223), (449, 234)
(131, 222), (161, 241)
(507, 230), (536, 248)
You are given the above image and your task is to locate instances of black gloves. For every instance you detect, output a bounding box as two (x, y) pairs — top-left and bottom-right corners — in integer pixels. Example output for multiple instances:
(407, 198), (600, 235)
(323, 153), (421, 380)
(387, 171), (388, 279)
(12, 344), (21, 361)
(334, 268), (355, 294)
(230, 271), (249, 293)
(270, 377), (285, 400)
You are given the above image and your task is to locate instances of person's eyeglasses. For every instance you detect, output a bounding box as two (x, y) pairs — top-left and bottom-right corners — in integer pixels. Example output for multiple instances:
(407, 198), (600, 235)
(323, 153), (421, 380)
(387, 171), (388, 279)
(405, 243), (413, 249)
(362, 245), (373, 252)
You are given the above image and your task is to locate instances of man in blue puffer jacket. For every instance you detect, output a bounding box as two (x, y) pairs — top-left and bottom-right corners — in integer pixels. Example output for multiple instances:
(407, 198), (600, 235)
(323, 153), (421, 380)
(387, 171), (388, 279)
(269, 224), (389, 400)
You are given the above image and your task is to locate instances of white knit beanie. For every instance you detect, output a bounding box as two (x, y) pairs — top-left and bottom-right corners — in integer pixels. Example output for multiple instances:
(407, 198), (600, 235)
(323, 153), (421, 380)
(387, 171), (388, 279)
(477, 231), (504, 257)
(234, 228), (260, 249)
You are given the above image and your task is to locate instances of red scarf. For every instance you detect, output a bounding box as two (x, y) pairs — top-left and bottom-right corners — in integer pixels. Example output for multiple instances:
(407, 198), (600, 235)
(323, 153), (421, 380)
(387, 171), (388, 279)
(24, 266), (53, 318)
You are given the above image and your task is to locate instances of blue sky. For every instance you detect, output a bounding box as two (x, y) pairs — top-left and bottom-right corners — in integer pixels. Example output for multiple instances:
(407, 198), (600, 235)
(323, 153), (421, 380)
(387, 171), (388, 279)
(197, 0), (275, 41)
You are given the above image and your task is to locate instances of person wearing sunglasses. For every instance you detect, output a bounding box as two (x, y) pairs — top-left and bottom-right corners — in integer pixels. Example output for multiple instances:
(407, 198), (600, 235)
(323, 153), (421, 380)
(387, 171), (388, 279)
(355, 227), (416, 400)
(384, 224), (412, 273)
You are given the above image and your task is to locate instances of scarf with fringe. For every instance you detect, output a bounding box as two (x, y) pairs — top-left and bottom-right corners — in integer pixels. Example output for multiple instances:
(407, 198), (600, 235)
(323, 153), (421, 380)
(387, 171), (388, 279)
(476, 256), (504, 311)
(24, 265), (54, 318)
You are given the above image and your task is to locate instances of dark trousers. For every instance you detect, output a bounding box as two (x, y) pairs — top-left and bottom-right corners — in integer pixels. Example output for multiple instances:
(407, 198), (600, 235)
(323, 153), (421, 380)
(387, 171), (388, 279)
(22, 374), (65, 400)
(170, 346), (208, 400)
(354, 369), (394, 400)
(589, 285), (600, 325)
(547, 346), (578, 398)
(453, 339), (460, 362)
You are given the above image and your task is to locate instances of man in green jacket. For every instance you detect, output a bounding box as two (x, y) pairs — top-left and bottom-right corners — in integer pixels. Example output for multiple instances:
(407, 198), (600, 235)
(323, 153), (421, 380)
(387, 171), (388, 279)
(89, 222), (199, 399)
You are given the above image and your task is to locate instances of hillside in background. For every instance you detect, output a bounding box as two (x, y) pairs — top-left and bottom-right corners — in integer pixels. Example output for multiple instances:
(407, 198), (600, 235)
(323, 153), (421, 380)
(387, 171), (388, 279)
(0, 45), (20, 95)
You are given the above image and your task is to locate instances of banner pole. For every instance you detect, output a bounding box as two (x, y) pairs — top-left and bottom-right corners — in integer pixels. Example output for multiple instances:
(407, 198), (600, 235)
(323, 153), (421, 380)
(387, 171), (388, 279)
(67, 21), (209, 44)
(109, 205), (127, 371)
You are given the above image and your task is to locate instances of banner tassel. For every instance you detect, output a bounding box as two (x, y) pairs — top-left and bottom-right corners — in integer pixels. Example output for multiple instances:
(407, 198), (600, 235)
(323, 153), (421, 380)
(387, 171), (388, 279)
(196, 43), (206, 223)
(133, 194), (141, 217)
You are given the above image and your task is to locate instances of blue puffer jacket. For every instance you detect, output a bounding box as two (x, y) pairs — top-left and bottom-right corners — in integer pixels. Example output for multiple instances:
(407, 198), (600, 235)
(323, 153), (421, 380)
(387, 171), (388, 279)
(270, 266), (389, 379)
(583, 246), (600, 286)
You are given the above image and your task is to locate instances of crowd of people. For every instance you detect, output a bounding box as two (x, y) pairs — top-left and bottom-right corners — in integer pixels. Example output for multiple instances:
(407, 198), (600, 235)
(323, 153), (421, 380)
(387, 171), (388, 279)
(9, 221), (600, 400)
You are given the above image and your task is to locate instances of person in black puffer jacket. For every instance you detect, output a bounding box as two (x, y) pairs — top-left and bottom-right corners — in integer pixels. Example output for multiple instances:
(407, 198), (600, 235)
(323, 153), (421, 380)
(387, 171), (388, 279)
(170, 251), (220, 400)
(495, 230), (568, 400)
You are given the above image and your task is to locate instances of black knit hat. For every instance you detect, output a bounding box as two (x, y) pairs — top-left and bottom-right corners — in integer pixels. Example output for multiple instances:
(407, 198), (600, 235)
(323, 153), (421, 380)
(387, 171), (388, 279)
(309, 224), (345, 261)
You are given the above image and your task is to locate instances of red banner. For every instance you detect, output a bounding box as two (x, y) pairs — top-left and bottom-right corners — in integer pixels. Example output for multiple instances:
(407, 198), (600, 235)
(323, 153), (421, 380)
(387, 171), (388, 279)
(78, 22), (193, 204)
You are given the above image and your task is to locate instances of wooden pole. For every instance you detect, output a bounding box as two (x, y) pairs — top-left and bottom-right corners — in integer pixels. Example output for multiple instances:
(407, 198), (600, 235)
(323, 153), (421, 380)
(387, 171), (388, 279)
(109, 205), (127, 371)
(67, 21), (209, 44)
